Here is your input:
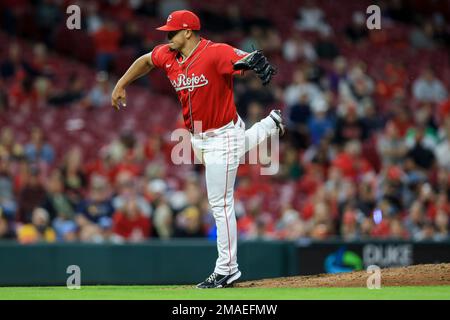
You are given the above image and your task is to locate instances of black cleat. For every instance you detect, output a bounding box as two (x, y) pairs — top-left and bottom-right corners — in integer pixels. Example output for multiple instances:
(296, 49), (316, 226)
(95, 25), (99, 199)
(269, 109), (285, 136)
(196, 270), (242, 289)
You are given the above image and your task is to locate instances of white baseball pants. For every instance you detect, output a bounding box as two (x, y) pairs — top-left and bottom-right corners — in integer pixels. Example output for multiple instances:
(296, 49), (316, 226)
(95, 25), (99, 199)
(190, 115), (277, 275)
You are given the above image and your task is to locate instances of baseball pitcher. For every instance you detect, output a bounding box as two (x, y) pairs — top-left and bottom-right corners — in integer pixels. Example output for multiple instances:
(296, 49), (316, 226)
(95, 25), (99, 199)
(111, 10), (285, 288)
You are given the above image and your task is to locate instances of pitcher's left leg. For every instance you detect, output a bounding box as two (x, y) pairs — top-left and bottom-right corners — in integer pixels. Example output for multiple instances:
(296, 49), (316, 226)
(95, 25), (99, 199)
(204, 132), (240, 276)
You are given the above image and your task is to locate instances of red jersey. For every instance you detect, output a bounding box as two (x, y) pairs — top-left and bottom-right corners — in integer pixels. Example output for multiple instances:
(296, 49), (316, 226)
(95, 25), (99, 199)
(151, 38), (248, 133)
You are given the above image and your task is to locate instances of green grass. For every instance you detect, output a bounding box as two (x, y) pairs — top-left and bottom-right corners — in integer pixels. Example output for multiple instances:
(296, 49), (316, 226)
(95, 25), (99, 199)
(0, 285), (449, 300)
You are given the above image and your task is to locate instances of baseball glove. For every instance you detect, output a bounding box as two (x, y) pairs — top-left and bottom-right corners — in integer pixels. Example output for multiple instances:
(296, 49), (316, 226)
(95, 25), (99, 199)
(233, 50), (277, 86)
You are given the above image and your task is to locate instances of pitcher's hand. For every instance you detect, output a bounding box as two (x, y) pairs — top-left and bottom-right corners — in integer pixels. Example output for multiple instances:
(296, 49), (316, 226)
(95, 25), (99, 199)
(111, 85), (127, 110)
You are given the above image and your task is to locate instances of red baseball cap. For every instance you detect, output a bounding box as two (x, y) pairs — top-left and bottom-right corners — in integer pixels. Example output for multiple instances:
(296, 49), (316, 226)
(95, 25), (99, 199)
(156, 10), (201, 31)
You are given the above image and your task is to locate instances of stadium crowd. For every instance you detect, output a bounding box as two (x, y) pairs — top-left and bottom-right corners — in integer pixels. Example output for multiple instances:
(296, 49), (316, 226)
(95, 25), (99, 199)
(0, 0), (449, 243)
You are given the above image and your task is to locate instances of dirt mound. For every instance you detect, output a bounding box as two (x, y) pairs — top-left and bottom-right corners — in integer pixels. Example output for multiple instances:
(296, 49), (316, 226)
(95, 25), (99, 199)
(236, 263), (450, 288)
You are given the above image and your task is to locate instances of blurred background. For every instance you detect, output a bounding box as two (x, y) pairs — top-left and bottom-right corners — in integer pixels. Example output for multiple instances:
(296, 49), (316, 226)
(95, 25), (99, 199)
(0, 0), (449, 284)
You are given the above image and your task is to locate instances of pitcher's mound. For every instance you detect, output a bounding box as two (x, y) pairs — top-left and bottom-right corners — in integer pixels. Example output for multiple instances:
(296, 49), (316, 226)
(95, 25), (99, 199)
(236, 263), (450, 288)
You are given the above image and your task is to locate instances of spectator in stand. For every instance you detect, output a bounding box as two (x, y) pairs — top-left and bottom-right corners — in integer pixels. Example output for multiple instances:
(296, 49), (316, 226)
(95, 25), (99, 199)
(340, 207), (360, 241)
(389, 104), (413, 137)
(240, 197), (275, 240)
(93, 18), (122, 72)
(303, 59), (325, 85)
(284, 69), (323, 109)
(358, 215), (374, 239)
(24, 127), (55, 166)
(295, 0), (330, 34)
(110, 149), (144, 185)
(384, 0), (413, 24)
(112, 197), (151, 242)
(275, 206), (306, 240)
(245, 101), (265, 128)
(307, 98), (334, 146)
(406, 126), (436, 171)
(376, 61), (407, 101)
(333, 105), (368, 145)
(410, 21), (436, 50)
(0, 153), (17, 221)
(12, 156), (29, 194)
(0, 0), (19, 35)
(245, 101), (264, 128)
(34, 0), (61, 46)
(0, 127), (23, 161)
(85, 2), (102, 34)
(279, 147), (303, 181)
(120, 21), (146, 57)
(112, 172), (151, 218)
(338, 63), (375, 115)
(75, 175), (114, 242)
(438, 101), (450, 126)
(288, 92), (312, 149)
(135, 0), (158, 17)
(60, 147), (88, 207)
(107, 130), (136, 164)
(362, 102), (384, 137)
(315, 29), (339, 60)
(434, 209), (449, 241)
(431, 13), (450, 47)
(435, 117), (450, 171)
(418, 220), (436, 241)
(224, 4), (246, 33)
(432, 192), (450, 220)
(29, 43), (55, 78)
(48, 72), (86, 107)
(377, 120), (408, 166)
(0, 208), (15, 239)
(17, 207), (56, 244)
(404, 200), (426, 240)
(307, 202), (334, 240)
(42, 169), (74, 222)
(405, 105), (438, 149)
(198, 6), (239, 34)
(1, 43), (32, 80)
(158, 0), (190, 19)
(0, 78), (7, 112)
(143, 133), (165, 162)
(345, 11), (369, 43)
(379, 166), (404, 214)
(327, 56), (348, 93)
(86, 71), (112, 108)
(174, 206), (205, 238)
(8, 76), (38, 110)
(236, 76), (275, 119)
(146, 179), (174, 239)
(240, 25), (265, 52)
(246, 6), (273, 30)
(390, 217), (409, 240)
(355, 175), (377, 216)
(261, 28), (282, 54)
(283, 33), (317, 63)
(16, 165), (47, 224)
(412, 68), (448, 104)
(304, 136), (335, 172)
(332, 140), (373, 181)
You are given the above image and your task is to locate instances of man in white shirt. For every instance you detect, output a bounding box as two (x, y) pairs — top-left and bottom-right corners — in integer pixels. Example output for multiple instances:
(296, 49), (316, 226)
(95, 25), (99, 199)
(413, 69), (448, 103)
